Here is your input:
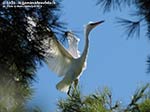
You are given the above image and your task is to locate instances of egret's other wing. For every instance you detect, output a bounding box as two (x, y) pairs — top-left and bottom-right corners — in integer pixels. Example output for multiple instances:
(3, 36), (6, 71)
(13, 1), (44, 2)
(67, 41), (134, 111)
(67, 31), (80, 58)
(45, 36), (73, 77)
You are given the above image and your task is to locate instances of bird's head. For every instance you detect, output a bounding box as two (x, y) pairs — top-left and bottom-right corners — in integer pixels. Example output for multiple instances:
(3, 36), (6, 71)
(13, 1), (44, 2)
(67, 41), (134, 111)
(85, 20), (104, 36)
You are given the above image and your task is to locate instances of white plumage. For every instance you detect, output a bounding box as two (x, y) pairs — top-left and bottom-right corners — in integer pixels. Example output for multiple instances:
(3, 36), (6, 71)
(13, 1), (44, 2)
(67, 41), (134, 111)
(45, 21), (104, 93)
(67, 31), (80, 58)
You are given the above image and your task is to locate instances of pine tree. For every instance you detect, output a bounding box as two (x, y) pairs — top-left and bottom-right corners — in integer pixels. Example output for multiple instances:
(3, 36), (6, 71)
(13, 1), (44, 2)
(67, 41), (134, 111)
(0, 0), (66, 111)
(57, 84), (150, 112)
(96, 0), (150, 73)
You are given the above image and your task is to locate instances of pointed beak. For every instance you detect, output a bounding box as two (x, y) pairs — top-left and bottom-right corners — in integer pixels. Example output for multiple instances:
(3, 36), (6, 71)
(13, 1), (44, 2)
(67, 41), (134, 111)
(94, 20), (104, 25)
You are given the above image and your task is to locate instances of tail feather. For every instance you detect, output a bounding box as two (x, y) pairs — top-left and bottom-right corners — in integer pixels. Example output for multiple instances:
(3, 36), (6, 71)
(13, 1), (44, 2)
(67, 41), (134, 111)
(56, 79), (71, 93)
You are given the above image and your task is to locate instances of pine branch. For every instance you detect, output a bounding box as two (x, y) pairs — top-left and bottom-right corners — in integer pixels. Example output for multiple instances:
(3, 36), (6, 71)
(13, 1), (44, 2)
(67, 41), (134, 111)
(124, 84), (149, 111)
(0, 0), (67, 83)
(116, 18), (141, 38)
(96, 0), (121, 13)
(96, 0), (136, 13)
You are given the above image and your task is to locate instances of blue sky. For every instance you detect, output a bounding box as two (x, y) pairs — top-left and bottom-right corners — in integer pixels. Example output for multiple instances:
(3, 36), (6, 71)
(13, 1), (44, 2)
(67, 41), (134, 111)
(29, 0), (150, 111)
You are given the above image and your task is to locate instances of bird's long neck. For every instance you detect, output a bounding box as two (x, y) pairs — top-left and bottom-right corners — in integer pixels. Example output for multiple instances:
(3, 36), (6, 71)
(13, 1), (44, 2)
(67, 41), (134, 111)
(80, 28), (89, 63)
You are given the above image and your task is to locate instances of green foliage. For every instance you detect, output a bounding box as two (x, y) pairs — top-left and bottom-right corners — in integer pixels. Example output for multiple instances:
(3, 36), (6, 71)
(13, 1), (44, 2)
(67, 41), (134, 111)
(57, 84), (150, 112)
(82, 96), (107, 112)
(124, 84), (149, 112)
(0, 0), (66, 111)
(57, 89), (83, 112)
(0, 0), (66, 84)
(139, 99), (150, 112)
(0, 76), (42, 112)
(57, 87), (119, 112)
(0, 79), (30, 112)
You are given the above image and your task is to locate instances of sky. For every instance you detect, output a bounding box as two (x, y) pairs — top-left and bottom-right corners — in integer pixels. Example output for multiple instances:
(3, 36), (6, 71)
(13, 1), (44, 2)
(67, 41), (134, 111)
(28, 0), (150, 111)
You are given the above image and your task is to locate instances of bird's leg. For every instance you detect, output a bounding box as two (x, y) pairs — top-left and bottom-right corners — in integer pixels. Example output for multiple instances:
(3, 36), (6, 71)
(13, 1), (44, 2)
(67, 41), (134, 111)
(67, 79), (78, 96)
(67, 85), (72, 96)
(74, 79), (78, 90)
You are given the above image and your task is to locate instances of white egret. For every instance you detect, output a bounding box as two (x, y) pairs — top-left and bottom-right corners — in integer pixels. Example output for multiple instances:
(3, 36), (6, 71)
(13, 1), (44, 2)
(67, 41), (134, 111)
(45, 21), (104, 94)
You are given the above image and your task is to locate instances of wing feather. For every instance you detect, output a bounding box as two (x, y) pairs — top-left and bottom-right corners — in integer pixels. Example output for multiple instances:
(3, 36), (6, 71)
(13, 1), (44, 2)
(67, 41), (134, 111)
(45, 36), (73, 77)
(67, 31), (80, 58)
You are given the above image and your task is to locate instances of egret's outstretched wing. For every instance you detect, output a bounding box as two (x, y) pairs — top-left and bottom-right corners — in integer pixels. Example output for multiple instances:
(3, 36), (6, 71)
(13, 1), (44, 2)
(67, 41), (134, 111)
(45, 35), (73, 77)
(66, 31), (80, 58)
